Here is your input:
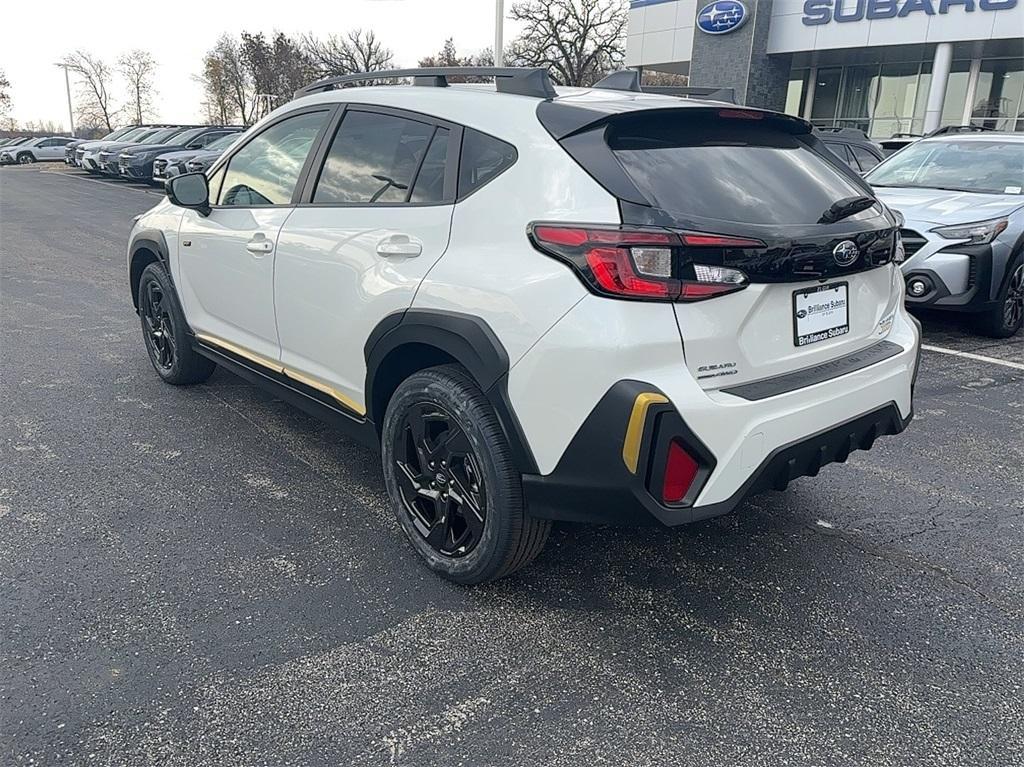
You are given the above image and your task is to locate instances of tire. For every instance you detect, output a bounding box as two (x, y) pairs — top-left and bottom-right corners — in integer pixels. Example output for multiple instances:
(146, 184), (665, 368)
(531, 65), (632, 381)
(381, 365), (550, 585)
(973, 255), (1023, 338)
(17, 153), (34, 164)
(137, 262), (216, 385)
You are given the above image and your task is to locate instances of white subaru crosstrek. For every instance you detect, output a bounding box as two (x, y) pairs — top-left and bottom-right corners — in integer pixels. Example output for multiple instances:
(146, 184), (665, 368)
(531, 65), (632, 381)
(128, 68), (921, 584)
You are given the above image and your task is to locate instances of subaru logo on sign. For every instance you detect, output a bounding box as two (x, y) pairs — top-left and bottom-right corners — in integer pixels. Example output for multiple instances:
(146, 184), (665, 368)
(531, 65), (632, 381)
(833, 240), (860, 267)
(697, 1), (749, 34)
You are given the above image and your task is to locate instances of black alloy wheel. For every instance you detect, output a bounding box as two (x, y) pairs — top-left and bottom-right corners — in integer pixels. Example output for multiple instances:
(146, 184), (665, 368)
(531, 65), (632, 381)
(1004, 262), (1023, 332)
(17, 153), (33, 164)
(140, 280), (176, 372)
(392, 403), (486, 558)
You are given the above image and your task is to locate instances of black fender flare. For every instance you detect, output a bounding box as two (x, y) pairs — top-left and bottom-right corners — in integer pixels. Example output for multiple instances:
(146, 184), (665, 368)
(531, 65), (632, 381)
(364, 309), (539, 474)
(128, 228), (172, 309)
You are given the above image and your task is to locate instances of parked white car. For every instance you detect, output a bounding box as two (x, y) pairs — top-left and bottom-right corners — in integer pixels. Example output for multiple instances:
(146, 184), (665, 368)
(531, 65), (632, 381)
(128, 68), (920, 584)
(0, 136), (76, 164)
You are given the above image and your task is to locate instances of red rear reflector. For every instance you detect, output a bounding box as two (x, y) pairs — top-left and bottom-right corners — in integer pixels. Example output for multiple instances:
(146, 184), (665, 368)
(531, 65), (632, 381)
(681, 233), (765, 248)
(663, 440), (699, 504)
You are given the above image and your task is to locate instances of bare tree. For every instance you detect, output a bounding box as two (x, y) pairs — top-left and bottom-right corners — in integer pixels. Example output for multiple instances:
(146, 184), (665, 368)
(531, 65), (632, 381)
(303, 29), (394, 77)
(508, 0), (627, 86)
(201, 35), (257, 125)
(0, 69), (11, 120)
(62, 51), (118, 132)
(118, 50), (157, 124)
(418, 39), (494, 81)
(641, 70), (688, 87)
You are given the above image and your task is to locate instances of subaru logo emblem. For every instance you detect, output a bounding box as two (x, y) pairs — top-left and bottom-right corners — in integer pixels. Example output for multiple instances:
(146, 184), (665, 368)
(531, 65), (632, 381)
(697, 1), (749, 35)
(833, 240), (859, 267)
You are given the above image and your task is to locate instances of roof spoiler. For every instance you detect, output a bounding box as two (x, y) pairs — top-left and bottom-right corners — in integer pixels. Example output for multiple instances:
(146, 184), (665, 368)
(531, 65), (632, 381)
(295, 67), (558, 100)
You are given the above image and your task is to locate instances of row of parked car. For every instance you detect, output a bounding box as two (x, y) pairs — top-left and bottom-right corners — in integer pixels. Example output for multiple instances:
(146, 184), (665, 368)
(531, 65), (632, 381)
(62, 124), (244, 184)
(0, 135), (78, 164)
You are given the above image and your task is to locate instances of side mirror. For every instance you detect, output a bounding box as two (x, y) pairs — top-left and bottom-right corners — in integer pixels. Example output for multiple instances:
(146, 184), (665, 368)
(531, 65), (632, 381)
(166, 172), (211, 216)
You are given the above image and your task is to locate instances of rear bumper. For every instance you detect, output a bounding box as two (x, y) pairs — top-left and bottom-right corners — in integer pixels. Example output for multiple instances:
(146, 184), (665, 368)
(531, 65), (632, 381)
(514, 296), (920, 528)
(523, 394), (911, 526)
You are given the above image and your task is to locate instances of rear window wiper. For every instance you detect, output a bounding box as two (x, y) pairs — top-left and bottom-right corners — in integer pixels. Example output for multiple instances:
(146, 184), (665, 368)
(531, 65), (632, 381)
(818, 195), (877, 224)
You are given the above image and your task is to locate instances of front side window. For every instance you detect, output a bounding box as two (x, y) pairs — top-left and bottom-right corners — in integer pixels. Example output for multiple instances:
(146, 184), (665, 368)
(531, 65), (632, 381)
(219, 111), (328, 207)
(850, 145), (880, 172)
(866, 139), (1024, 195)
(313, 110), (435, 204)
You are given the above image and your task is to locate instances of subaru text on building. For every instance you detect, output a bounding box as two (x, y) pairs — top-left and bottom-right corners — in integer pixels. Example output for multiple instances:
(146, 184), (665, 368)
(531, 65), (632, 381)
(127, 68), (921, 584)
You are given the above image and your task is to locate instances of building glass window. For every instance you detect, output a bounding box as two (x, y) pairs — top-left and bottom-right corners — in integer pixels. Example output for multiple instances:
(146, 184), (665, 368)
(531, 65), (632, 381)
(971, 58), (1024, 131)
(810, 67), (843, 124)
(873, 63), (922, 139)
(785, 70), (808, 117)
(836, 65), (877, 133)
(940, 60), (973, 127)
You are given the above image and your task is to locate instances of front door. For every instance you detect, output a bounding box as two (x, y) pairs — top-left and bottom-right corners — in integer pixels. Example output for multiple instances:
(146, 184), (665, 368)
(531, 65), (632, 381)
(174, 108), (332, 363)
(274, 107), (460, 414)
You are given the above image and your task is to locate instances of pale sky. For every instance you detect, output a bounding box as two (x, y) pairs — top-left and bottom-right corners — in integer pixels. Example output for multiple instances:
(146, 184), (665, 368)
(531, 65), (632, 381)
(3, 0), (519, 131)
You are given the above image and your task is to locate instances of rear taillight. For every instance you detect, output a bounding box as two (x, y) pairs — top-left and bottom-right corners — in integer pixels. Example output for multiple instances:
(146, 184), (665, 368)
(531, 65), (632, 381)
(529, 224), (761, 302)
(662, 440), (699, 504)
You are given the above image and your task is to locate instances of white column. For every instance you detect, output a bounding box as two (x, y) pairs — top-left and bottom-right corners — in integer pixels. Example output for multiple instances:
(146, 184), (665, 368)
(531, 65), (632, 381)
(494, 0), (505, 67)
(802, 67), (818, 120)
(923, 43), (953, 133)
(961, 57), (982, 126)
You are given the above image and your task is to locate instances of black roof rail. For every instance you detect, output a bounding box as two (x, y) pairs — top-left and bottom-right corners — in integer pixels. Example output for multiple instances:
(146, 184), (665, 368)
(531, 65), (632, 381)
(925, 124), (996, 137)
(295, 67), (557, 100)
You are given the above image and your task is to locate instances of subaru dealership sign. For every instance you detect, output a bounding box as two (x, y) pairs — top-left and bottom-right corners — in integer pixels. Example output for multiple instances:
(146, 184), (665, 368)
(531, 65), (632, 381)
(697, 1), (750, 34)
(802, 0), (1018, 25)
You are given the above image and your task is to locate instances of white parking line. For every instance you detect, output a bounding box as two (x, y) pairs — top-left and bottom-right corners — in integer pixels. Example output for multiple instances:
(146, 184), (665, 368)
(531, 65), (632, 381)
(922, 344), (1024, 372)
(39, 170), (156, 194)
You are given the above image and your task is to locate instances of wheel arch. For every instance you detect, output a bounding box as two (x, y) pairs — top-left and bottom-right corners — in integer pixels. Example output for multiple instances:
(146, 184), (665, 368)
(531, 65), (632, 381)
(129, 229), (171, 310)
(364, 310), (539, 474)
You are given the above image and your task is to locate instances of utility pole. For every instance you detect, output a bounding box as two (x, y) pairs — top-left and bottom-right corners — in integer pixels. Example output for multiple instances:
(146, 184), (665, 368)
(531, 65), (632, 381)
(54, 63), (75, 136)
(495, 0), (505, 67)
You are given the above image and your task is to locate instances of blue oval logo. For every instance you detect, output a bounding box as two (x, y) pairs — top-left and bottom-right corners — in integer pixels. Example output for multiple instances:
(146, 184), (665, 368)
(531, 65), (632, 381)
(697, 1), (749, 35)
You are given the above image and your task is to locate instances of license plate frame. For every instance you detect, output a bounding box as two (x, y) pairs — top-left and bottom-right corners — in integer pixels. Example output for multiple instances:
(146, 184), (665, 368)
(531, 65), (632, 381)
(792, 281), (850, 347)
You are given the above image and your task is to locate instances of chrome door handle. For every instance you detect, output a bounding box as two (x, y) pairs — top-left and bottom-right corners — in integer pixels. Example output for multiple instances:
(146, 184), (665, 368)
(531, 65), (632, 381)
(376, 233), (422, 258)
(246, 235), (274, 255)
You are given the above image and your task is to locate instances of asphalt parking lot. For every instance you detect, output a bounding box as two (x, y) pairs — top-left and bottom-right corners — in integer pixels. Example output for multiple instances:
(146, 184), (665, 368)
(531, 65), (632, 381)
(1, 164), (1022, 766)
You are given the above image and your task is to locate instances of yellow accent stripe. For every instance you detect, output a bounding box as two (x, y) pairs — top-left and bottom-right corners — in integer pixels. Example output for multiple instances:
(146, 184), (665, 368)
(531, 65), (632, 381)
(195, 332), (366, 416)
(622, 392), (669, 474)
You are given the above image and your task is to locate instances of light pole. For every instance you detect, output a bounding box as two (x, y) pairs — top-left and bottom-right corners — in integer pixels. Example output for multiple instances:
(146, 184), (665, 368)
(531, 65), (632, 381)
(54, 63), (75, 136)
(495, 0), (505, 67)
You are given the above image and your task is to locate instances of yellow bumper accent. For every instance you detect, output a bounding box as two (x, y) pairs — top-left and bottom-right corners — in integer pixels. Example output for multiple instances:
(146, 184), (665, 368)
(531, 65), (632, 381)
(622, 392), (669, 474)
(195, 333), (366, 416)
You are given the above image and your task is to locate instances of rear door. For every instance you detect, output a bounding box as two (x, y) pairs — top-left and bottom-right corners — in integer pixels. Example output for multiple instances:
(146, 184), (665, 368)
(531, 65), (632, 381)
(604, 111), (901, 390)
(273, 105), (459, 413)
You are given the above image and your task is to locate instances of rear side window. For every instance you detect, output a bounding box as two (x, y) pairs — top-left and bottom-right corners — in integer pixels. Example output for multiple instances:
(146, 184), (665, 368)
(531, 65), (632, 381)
(607, 114), (867, 226)
(458, 129), (516, 199)
(314, 110), (435, 204)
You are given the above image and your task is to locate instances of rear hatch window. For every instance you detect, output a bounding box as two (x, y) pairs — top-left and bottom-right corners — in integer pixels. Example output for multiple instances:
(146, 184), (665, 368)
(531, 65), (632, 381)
(607, 113), (868, 227)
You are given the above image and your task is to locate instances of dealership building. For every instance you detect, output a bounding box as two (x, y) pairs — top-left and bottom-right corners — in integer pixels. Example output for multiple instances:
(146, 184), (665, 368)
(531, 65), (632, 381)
(626, 0), (1024, 137)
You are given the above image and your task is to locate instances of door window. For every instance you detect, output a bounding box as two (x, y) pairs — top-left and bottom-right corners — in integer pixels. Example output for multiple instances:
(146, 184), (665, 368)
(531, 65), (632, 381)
(409, 128), (450, 203)
(313, 110), (436, 204)
(850, 145), (880, 172)
(218, 111), (328, 207)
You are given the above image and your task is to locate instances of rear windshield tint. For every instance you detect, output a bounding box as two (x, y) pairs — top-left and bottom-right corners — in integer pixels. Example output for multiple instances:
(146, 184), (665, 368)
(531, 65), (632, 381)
(608, 115), (867, 225)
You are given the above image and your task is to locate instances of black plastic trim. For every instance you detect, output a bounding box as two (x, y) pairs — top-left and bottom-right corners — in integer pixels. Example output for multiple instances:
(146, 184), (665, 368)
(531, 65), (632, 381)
(364, 309), (538, 474)
(721, 340), (903, 401)
(128, 228), (171, 309)
(522, 383), (912, 527)
(192, 336), (379, 450)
